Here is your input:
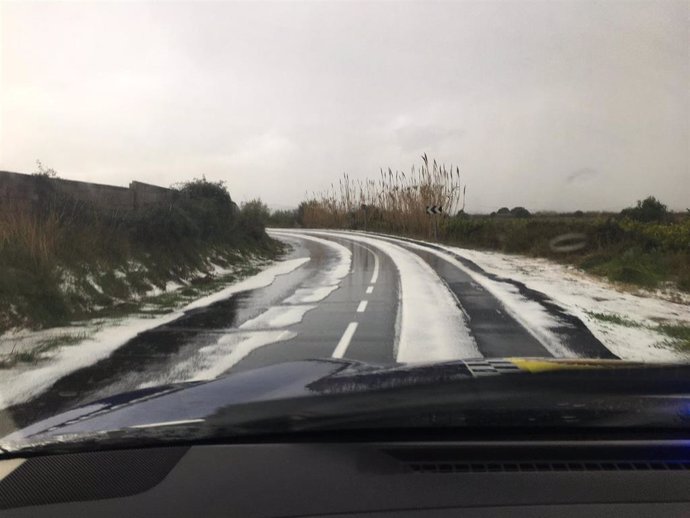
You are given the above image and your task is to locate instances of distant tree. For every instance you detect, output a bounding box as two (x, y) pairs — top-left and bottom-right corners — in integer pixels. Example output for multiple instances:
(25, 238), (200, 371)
(496, 207), (511, 216)
(573, 210), (585, 218)
(268, 209), (299, 228)
(620, 196), (668, 223)
(510, 206), (531, 218)
(241, 199), (270, 225)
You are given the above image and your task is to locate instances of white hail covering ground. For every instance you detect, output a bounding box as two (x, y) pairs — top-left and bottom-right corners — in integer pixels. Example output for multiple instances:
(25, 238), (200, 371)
(270, 231), (352, 304)
(305, 230), (480, 363)
(239, 305), (317, 330)
(0, 257), (310, 410)
(183, 257), (309, 310)
(437, 244), (690, 363)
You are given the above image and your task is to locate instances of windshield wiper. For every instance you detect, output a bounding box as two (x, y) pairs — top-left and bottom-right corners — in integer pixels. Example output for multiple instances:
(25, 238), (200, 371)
(3, 362), (689, 456)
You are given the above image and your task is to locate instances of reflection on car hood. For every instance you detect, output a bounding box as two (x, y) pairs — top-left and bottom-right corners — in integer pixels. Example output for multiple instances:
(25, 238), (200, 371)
(2, 357), (687, 453)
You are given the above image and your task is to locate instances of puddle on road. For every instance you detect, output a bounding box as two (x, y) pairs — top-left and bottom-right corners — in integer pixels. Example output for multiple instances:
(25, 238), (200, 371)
(166, 295), (248, 329)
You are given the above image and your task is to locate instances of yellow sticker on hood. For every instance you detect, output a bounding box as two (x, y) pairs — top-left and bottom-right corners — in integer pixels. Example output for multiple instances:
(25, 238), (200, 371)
(508, 358), (641, 373)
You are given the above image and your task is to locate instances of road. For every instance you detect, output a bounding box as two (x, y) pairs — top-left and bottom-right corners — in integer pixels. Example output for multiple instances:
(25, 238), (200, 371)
(1, 230), (616, 432)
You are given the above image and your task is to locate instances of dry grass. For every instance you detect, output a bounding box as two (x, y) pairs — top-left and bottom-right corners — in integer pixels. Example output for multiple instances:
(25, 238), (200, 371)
(0, 206), (60, 266)
(302, 155), (465, 237)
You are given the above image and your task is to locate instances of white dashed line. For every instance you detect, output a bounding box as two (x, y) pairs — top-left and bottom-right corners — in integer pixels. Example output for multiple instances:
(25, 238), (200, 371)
(356, 300), (368, 313)
(366, 286), (374, 294)
(332, 322), (359, 358)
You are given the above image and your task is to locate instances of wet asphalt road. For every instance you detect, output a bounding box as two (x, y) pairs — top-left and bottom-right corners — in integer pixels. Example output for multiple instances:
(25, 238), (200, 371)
(1, 230), (615, 432)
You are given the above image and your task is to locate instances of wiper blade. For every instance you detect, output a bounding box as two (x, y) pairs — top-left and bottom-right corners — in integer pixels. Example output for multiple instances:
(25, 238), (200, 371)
(1, 421), (209, 457)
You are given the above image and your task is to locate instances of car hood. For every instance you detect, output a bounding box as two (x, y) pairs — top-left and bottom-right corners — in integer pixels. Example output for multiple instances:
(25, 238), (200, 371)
(2, 357), (688, 453)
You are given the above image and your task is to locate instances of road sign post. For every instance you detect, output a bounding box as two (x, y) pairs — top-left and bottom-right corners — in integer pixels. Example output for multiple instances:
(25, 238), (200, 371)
(426, 205), (443, 241)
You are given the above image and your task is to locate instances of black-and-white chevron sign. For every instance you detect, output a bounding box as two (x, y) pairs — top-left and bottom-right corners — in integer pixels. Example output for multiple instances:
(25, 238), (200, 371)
(426, 205), (443, 215)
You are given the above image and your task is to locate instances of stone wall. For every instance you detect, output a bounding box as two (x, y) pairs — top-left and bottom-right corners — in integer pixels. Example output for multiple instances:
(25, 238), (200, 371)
(130, 181), (175, 210)
(0, 171), (174, 212)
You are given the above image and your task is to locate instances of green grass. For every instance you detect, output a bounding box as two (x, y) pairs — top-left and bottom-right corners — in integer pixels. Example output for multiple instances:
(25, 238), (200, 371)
(586, 311), (690, 352)
(579, 249), (672, 289)
(657, 324), (690, 351)
(586, 312), (642, 327)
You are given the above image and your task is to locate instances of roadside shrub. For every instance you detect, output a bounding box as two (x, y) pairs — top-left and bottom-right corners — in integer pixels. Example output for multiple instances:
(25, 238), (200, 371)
(618, 219), (690, 251)
(239, 200), (271, 240)
(128, 205), (200, 246)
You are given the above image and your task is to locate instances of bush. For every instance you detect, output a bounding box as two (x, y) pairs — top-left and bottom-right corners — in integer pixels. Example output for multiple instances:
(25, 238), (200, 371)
(176, 178), (238, 242)
(620, 196), (669, 223)
(618, 218), (690, 251)
(128, 205), (200, 247)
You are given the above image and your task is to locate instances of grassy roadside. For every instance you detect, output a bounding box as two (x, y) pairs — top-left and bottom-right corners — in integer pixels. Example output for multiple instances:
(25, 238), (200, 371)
(587, 311), (690, 352)
(0, 331), (91, 368)
(0, 178), (283, 334)
(0, 254), (272, 369)
(441, 216), (690, 295)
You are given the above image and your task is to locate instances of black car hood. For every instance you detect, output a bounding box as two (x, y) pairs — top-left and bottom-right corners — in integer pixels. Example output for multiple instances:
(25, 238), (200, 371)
(2, 357), (689, 453)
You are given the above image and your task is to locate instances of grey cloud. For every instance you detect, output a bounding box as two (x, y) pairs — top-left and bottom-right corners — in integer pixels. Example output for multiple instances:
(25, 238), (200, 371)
(565, 168), (600, 184)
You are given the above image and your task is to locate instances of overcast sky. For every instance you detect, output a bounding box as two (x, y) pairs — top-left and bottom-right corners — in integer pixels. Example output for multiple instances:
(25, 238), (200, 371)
(1, 1), (688, 211)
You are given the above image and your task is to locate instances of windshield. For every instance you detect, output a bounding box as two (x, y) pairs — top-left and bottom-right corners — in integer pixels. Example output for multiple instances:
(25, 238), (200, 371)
(0, 0), (688, 448)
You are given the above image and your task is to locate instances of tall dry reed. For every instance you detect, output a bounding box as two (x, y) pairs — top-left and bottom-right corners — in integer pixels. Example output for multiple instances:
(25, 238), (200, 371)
(301, 155), (465, 237)
(0, 206), (61, 267)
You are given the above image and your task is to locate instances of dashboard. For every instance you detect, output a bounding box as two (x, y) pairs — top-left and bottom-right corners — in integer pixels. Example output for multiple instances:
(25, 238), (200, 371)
(1, 439), (689, 517)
